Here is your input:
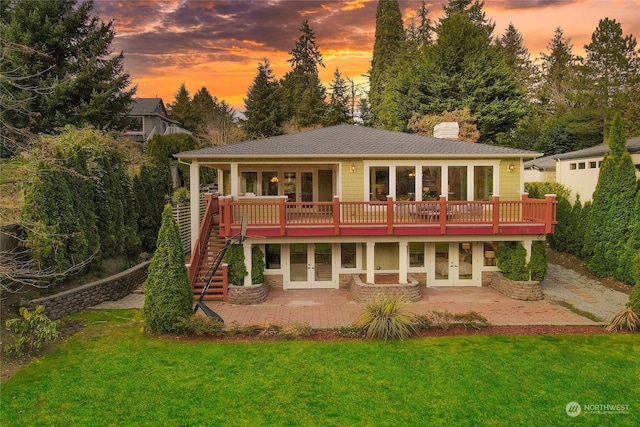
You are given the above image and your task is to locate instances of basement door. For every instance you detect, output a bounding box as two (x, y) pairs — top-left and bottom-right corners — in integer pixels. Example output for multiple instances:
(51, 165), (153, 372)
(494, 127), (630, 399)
(286, 243), (336, 289)
(431, 242), (477, 286)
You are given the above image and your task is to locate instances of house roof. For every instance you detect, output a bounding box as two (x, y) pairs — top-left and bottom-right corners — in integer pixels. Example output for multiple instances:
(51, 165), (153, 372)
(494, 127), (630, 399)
(175, 124), (541, 160)
(129, 98), (166, 115)
(524, 137), (640, 171)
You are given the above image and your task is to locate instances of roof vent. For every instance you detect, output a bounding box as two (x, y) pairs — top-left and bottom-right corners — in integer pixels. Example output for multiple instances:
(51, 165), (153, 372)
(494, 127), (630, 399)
(434, 122), (459, 140)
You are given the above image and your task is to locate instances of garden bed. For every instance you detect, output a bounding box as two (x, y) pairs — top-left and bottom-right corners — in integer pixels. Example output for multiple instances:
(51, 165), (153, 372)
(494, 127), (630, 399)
(350, 274), (422, 303)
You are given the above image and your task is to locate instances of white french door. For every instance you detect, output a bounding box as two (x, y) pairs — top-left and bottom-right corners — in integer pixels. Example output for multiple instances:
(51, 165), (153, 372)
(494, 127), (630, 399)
(286, 243), (336, 289)
(431, 242), (476, 286)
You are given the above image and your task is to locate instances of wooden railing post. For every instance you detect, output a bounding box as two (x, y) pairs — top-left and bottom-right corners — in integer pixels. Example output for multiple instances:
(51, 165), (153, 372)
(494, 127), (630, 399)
(544, 194), (557, 234)
(333, 195), (340, 235)
(521, 193), (529, 221)
(386, 196), (394, 235)
(279, 196), (286, 236)
(221, 263), (229, 302)
(439, 195), (447, 234)
(492, 195), (500, 234)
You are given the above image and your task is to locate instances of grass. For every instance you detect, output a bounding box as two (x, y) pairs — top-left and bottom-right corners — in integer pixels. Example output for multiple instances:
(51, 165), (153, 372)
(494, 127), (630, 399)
(1, 310), (639, 426)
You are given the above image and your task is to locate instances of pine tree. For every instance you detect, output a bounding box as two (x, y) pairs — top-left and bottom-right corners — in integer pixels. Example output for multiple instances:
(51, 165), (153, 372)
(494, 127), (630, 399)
(496, 23), (537, 100)
(324, 68), (350, 126)
(538, 27), (579, 111)
(442, 0), (494, 35)
(280, 20), (326, 128)
(0, 0), (135, 153)
(369, 0), (406, 126)
(243, 59), (283, 139)
(143, 205), (194, 334)
(167, 83), (193, 130)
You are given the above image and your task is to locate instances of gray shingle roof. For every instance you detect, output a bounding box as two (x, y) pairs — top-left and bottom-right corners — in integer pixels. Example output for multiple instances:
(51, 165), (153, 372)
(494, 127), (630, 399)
(175, 124), (540, 159)
(524, 137), (640, 170)
(129, 98), (165, 115)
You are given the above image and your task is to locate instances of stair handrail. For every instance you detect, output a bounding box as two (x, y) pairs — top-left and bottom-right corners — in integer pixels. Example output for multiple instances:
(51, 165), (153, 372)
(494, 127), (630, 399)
(188, 193), (219, 286)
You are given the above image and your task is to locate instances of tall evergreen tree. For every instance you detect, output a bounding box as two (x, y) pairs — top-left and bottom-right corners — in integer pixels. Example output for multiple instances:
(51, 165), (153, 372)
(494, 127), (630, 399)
(406, 1), (433, 50)
(369, 0), (406, 126)
(584, 114), (639, 280)
(496, 23), (537, 100)
(582, 18), (640, 137)
(280, 20), (326, 128)
(538, 27), (579, 111)
(442, 0), (494, 35)
(167, 83), (193, 130)
(324, 68), (351, 126)
(243, 59), (283, 139)
(0, 0), (135, 154)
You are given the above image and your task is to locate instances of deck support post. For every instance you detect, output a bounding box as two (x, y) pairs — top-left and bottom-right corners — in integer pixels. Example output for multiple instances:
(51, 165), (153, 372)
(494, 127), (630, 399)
(189, 161), (200, 253)
(366, 241), (375, 284)
(243, 241), (252, 286)
(398, 241), (408, 284)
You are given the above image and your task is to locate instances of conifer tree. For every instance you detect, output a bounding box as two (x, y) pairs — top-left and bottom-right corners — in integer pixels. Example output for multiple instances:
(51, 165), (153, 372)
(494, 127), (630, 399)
(244, 59), (283, 138)
(167, 83), (193, 130)
(369, 0), (406, 126)
(496, 23), (537, 100)
(324, 68), (351, 126)
(143, 204), (194, 334)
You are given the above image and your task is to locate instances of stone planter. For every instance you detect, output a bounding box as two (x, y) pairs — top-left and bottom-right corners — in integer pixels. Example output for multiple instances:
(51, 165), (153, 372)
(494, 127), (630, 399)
(486, 271), (543, 301)
(349, 274), (422, 303)
(227, 282), (269, 305)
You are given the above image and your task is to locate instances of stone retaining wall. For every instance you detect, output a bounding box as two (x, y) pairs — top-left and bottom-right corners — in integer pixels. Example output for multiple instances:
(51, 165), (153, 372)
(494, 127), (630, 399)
(227, 283), (269, 304)
(485, 271), (543, 301)
(28, 261), (150, 320)
(350, 274), (422, 303)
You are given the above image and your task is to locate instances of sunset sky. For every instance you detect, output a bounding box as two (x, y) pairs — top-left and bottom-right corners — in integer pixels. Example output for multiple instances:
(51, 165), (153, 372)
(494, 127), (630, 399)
(93, 0), (640, 112)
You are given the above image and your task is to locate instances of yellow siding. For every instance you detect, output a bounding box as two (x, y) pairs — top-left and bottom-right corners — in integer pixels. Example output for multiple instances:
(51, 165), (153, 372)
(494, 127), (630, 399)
(499, 159), (521, 201)
(341, 159), (364, 202)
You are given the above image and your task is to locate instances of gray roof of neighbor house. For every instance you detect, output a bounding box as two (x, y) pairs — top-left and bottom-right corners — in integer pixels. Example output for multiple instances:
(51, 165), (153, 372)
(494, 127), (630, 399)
(524, 137), (640, 171)
(129, 98), (179, 124)
(175, 124), (541, 159)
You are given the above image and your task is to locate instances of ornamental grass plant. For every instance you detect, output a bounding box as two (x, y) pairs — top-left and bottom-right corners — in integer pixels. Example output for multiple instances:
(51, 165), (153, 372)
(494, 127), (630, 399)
(357, 296), (416, 340)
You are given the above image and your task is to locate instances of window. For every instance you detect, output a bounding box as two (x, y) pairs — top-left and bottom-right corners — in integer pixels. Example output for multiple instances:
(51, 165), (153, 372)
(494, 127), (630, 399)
(241, 172), (257, 194)
(265, 244), (281, 270)
(569, 163), (577, 170)
(370, 167), (389, 201)
(422, 166), (441, 200)
(409, 243), (424, 267)
(262, 172), (279, 196)
(474, 166), (493, 201)
(341, 243), (357, 269)
(396, 166), (415, 201)
(589, 161), (597, 169)
(484, 242), (497, 267)
(448, 166), (467, 201)
(128, 116), (143, 132)
(578, 162), (586, 170)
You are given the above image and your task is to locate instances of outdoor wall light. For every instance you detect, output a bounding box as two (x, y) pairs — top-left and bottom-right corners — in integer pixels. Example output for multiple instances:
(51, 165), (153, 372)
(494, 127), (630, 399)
(350, 163), (356, 173)
(508, 163), (515, 172)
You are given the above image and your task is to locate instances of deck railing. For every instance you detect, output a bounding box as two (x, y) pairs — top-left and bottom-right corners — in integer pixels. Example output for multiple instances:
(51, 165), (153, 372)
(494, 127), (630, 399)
(216, 194), (556, 238)
(187, 193), (219, 286)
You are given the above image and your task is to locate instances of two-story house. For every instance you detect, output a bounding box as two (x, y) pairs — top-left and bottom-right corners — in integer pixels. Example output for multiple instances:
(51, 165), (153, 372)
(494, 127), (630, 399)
(126, 98), (192, 142)
(175, 124), (556, 300)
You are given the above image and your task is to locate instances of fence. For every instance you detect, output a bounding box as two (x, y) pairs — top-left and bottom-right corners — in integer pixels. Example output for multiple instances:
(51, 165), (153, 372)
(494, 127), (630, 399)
(173, 193), (206, 253)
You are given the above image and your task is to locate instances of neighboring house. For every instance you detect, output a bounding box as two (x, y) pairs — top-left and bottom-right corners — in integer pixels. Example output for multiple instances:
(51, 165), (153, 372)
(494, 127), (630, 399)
(175, 124), (556, 298)
(524, 137), (640, 203)
(126, 98), (192, 142)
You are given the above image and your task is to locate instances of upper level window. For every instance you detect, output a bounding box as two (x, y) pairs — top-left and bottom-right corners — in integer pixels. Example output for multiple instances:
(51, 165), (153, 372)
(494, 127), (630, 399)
(589, 161), (597, 169)
(128, 116), (143, 132)
(241, 172), (257, 194)
(422, 166), (441, 200)
(261, 172), (279, 196)
(370, 167), (389, 201)
(448, 166), (467, 201)
(578, 162), (586, 169)
(396, 166), (415, 201)
(474, 166), (493, 201)
(569, 163), (577, 170)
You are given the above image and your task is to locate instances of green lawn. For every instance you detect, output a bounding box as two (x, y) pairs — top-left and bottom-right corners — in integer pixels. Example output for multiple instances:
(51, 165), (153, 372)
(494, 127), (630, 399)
(2, 310), (638, 426)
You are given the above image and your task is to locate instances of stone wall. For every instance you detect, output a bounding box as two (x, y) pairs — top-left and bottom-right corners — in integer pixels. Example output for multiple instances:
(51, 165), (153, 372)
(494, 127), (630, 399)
(350, 274), (422, 303)
(28, 261), (150, 320)
(485, 271), (543, 301)
(227, 283), (269, 304)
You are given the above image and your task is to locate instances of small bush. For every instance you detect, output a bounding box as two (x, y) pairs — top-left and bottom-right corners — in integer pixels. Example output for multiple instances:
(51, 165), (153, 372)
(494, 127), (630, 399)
(628, 283), (640, 315)
(413, 314), (434, 330)
(280, 322), (313, 339)
(606, 308), (639, 332)
(423, 310), (455, 330)
(357, 296), (416, 340)
(4, 306), (60, 358)
(251, 245), (265, 285)
(225, 244), (247, 286)
(496, 243), (529, 281)
(452, 311), (490, 330)
(334, 324), (366, 338)
(179, 315), (224, 336)
(528, 242), (548, 282)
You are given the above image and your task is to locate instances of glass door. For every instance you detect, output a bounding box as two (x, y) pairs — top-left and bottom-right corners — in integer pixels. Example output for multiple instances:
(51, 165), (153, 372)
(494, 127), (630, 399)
(289, 243), (310, 288)
(432, 242), (474, 286)
(285, 244), (336, 289)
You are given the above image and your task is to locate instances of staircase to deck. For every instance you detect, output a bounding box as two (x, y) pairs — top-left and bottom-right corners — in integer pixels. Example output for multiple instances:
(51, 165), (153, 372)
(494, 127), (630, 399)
(192, 223), (228, 301)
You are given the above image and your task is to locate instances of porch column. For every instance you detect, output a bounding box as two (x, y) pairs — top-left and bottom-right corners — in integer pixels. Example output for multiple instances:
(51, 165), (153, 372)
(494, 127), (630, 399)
(230, 163), (239, 196)
(398, 241), (408, 284)
(522, 239), (532, 263)
(189, 161), (200, 253)
(217, 169), (224, 195)
(366, 241), (375, 284)
(243, 241), (252, 286)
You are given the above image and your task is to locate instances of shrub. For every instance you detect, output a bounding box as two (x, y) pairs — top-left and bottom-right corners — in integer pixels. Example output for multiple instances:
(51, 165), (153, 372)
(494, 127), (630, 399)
(627, 278), (640, 315)
(179, 315), (224, 336)
(357, 296), (416, 340)
(606, 308), (639, 332)
(528, 242), (548, 282)
(251, 246), (265, 285)
(143, 205), (194, 334)
(452, 311), (490, 330)
(334, 324), (366, 338)
(496, 243), (529, 281)
(279, 322), (313, 339)
(225, 244), (247, 286)
(524, 182), (570, 200)
(4, 306), (60, 358)
(423, 310), (455, 330)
